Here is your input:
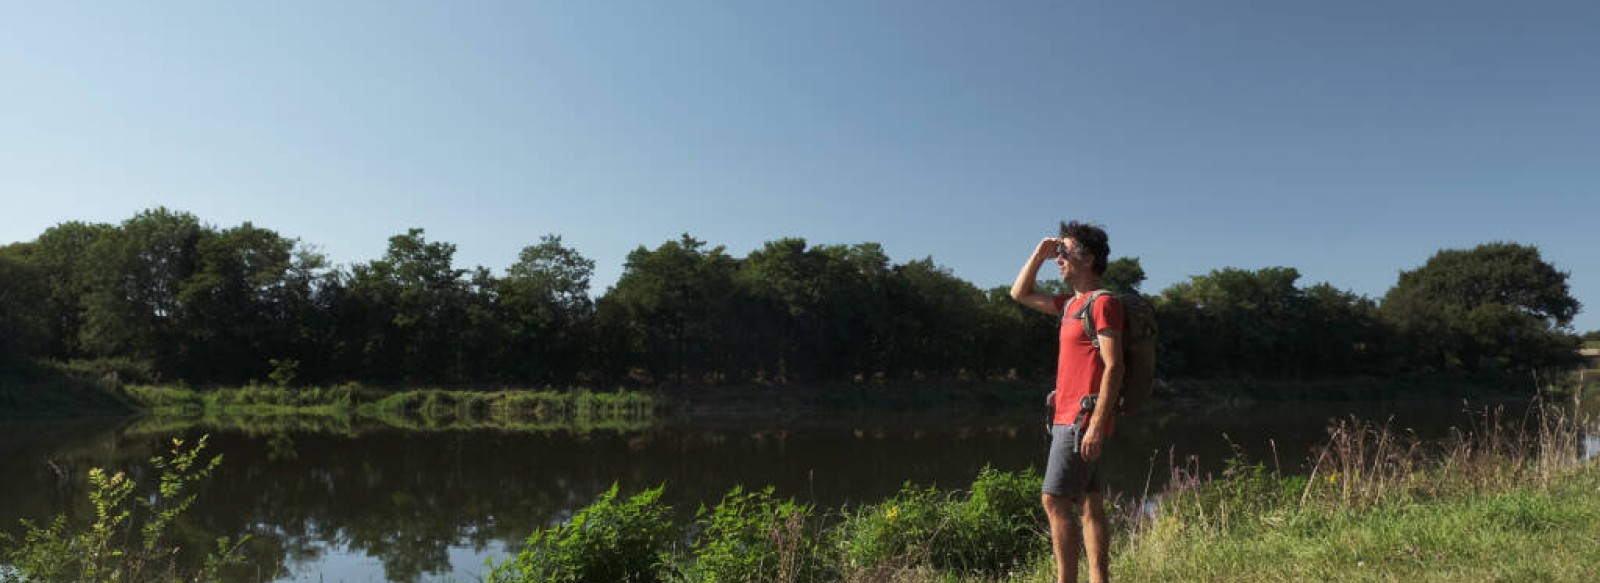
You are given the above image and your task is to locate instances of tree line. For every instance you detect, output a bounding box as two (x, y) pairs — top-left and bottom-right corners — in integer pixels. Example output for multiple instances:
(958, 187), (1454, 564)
(0, 208), (1585, 389)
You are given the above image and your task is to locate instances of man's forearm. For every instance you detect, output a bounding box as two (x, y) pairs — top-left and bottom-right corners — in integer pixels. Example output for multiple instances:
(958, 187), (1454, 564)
(1088, 365), (1124, 430)
(1010, 250), (1046, 300)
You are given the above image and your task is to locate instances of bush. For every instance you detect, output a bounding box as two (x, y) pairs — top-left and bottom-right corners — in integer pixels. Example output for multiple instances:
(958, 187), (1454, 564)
(489, 484), (675, 583)
(688, 485), (827, 583)
(942, 466), (1047, 572)
(834, 481), (948, 572)
(834, 467), (1044, 575)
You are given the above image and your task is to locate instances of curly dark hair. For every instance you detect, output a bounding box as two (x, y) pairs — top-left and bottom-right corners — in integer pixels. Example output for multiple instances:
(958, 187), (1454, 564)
(1058, 220), (1110, 276)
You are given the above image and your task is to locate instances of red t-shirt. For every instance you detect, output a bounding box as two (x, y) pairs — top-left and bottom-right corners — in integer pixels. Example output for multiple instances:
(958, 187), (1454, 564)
(1052, 292), (1125, 431)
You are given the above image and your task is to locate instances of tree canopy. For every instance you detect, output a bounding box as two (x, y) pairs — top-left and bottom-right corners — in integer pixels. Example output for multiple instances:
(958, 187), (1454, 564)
(1381, 242), (1583, 373)
(0, 210), (1585, 388)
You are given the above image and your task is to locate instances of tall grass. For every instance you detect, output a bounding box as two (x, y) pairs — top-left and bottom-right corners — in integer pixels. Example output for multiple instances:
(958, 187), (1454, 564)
(1113, 397), (1595, 583)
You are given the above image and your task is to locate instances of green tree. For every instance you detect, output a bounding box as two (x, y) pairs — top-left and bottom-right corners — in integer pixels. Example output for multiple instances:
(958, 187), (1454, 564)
(599, 234), (738, 384)
(1155, 267), (1309, 377)
(6, 221), (116, 359)
(884, 258), (983, 378)
(1381, 242), (1582, 375)
(1102, 256), (1148, 293)
(343, 229), (473, 382)
(499, 235), (597, 383)
(80, 208), (208, 373)
(0, 246), (49, 364)
(974, 286), (1057, 380)
(813, 243), (896, 380)
(173, 222), (297, 382)
(1298, 283), (1387, 376)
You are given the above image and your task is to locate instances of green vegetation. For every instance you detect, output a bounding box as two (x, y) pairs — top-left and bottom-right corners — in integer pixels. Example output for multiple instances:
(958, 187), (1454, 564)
(488, 466), (1048, 583)
(686, 486), (825, 583)
(487, 484), (677, 583)
(834, 467), (1043, 576)
(0, 435), (247, 583)
(0, 209), (1588, 419)
(1105, 405), (1594, 583)
(1107, 466), (1600, 582)
(4, 396), (1593, 582)
(482, 402), (1596, 583)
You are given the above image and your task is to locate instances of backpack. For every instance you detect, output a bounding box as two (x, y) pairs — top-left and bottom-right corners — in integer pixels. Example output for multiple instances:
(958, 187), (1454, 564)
(1073, 289), (1159, 416)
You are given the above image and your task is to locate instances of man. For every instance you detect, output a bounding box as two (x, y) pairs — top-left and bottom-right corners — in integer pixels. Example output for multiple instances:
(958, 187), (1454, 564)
(1010, 220), (1124, 583)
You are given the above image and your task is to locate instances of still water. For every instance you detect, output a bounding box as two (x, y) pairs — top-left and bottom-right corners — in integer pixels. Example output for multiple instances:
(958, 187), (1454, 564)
(1, 397), (1587, 582)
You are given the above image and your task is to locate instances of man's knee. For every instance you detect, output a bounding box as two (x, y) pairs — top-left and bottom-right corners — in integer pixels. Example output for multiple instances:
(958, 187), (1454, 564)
(1077, 493), (1108, 522)
(1042, 492), (1078, 517)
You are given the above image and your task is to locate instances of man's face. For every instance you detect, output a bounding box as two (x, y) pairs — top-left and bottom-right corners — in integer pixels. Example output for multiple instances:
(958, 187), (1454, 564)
(1055, 237), (1085, 279)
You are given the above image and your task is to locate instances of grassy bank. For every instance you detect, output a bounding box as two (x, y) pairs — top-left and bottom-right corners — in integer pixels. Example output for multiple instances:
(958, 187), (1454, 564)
(1098, 403), (1596, 583)
(1107, 467), (1600, 582)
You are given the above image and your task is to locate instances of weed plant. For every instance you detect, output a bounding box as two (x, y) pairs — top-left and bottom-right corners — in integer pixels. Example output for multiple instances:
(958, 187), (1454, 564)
(0, 435), (248, 583)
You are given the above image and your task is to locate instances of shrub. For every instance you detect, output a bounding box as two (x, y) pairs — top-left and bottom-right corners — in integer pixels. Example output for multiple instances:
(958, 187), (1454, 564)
(941, 466), (1046, 573)
(688, 485), (827, 583)
(834, 481), (949, 572)
(489, 484), (675, 583)
(834, 467), (1045, 575)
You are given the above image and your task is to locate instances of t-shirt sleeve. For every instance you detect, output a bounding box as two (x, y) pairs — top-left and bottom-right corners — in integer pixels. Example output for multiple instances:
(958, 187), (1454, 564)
(1094, 295), (1125, 335)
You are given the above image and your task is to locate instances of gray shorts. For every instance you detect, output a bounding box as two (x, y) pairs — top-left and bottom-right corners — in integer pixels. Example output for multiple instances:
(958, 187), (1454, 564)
(1042, 423), (1101, 499)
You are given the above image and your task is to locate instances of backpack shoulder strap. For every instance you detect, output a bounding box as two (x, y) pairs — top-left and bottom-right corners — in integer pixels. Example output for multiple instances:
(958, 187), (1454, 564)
(1076, 290), (1111, 351)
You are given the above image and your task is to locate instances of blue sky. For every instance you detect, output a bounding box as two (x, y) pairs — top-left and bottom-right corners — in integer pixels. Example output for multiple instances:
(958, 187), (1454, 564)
(3, 1), (1597, 331)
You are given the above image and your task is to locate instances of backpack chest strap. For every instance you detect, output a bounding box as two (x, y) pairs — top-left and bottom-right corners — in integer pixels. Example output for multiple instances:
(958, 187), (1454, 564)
(1071, 290), (1110, 351)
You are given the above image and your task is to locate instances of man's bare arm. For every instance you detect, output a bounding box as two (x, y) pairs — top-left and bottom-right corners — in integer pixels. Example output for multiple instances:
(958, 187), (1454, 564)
(1010, 238), (1061, 316)
(1081, 327), (1123, 461)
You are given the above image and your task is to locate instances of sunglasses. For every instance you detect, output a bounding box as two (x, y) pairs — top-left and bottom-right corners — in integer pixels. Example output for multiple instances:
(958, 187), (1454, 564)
(1055, 241), (1077, 259)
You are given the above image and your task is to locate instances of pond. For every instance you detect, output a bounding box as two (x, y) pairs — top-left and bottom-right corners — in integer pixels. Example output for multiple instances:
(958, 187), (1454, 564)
(1, 396), (1590, 582)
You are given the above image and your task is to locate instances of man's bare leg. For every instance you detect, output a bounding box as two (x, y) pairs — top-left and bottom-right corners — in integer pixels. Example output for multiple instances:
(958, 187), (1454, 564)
(1043, 493), (1080, 583)
(1079, 491), (1110, 583)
